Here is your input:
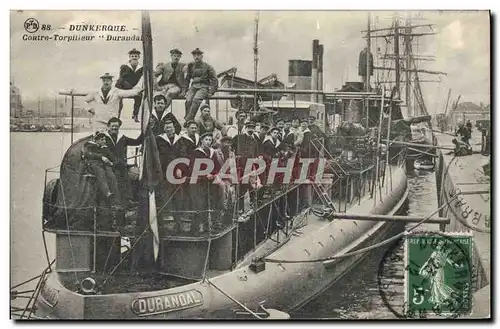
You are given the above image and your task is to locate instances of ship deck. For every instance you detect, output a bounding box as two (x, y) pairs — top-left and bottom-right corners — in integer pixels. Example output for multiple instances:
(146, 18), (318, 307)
(433, 130), (491, 318)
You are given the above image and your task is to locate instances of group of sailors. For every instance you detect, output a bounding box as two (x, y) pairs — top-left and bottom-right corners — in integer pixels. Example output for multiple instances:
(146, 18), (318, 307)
(82, 47), (327, 233)
(84, 47), (218, 131)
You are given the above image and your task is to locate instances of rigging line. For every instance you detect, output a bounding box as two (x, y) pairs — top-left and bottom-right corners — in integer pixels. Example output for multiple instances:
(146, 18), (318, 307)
(101, 184), (181, 286)
(206, 278), (262, 319)
(201, 183), (213, 281)
(10, 259), (55, 290)
(263, 194), (457, 264)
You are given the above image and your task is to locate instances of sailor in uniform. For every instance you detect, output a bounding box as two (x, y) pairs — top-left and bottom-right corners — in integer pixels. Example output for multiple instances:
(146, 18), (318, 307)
(115, 48), (144, 122)
(226, 110), (248, 138)
(232, 121), (259, 212)
(275, 118), (286, 141)
(101, 118), (143, 226)
(177, 120), (200, 225)
(85, 73), (143, 133)
(184, 48), (218, 121)
(260, 126), (284, 192)
(150, 94), (181, 136)
(284, 118), (292, 135)
(299, 117), (319, 181)
(156, 120), (182, 225)
(154, 48), (189, 110)
(195, 103), (227, 147)
(191, 132), (221, 233)
(83, 132), (120, 210)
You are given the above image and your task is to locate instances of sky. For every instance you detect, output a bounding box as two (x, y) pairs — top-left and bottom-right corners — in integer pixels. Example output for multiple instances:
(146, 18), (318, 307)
(10, 10), (490, 114)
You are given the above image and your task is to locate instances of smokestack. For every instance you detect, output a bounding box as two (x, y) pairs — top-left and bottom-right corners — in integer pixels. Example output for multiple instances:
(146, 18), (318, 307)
(318, 44), (324, 103)
(311, 39), (319, 102)
(288, 60), (312, 101)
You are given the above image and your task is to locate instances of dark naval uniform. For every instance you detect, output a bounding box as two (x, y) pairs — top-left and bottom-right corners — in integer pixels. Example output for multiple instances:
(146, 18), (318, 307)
(116, 50), (144, 119)
(156, 133), (181, 226)
(190, 146), (219, 233)
(177, 132), (200, 223)
(102, 131), (143, 206)
(83, 140), (120, 207)
(150, 110), (182, 136)
(232, 130), (259, 211)
(184, 48), (218, 121)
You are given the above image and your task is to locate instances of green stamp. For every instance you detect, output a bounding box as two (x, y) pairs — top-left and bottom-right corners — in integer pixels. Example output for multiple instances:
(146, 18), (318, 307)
(404, 231), (473, 318)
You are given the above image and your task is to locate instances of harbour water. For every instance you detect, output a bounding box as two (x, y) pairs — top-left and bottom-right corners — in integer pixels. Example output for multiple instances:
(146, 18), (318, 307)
(10, 132), (438, 319)
(293, 170), (438, 319)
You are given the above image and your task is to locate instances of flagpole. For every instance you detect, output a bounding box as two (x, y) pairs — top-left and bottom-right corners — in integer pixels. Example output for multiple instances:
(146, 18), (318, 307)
(141, 10), (160, 261)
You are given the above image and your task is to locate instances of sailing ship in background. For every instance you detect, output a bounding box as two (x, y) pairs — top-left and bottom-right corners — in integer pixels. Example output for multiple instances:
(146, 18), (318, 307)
(363, 12), (447, 171)
(10, 11), (443, 320)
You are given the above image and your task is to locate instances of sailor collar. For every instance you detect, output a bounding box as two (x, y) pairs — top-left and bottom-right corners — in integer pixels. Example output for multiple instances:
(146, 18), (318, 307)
(181, 132), (200, 145)
(158, 133), (180, 145)
(263, 135), (281, 148)
(151, 109), (169, 120)
(244, 131), (256, 138)
(302, 128), (311, 133)
(195, 146), (215, 158)
(99, 87), (114, 102)
(127, 62), (143, 72)
(104, 130), (125, 145)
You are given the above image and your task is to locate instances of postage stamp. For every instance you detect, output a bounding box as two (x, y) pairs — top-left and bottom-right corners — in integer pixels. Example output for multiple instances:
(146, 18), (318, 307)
(404, 231), (473, 318)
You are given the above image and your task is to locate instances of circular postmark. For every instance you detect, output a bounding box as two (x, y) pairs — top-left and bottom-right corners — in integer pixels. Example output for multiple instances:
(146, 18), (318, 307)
(24, 18), (39, 33)
(377, 230), (475, 319)
(439, 152), (491, 233)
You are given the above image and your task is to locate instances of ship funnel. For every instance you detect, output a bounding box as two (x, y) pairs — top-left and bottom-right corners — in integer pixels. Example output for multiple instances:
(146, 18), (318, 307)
(318, 44), (324, 103)
(311, 39), (319, 102)
(288, 59), (312, 101)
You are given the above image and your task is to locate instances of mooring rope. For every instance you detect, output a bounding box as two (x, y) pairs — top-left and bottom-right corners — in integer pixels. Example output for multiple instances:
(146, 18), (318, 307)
(206, 278), (262, 319)
(263, 194), (457, 264)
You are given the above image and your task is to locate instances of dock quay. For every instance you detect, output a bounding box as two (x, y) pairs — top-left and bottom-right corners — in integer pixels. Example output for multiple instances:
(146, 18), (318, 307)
(433, 130), (491, 318)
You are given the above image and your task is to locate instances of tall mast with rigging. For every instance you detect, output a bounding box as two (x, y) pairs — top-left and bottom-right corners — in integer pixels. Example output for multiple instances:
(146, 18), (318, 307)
(365, 11), (446, 118)
(404, 13), (412, 116)
(253, 12), (259, 113)
(394, 14), (401, 99)
(365, 12), (371, 91)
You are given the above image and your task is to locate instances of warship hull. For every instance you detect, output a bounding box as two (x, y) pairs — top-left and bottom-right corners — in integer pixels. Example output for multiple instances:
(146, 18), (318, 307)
(35, 166), (408, 319)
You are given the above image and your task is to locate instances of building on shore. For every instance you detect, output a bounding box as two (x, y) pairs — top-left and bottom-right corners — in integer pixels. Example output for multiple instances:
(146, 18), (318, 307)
(446, 101), (490, 129)
(10, 82), (23, 118)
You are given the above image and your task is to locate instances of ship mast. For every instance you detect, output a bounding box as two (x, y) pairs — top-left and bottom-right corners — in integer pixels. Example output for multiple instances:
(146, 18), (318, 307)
(366, 11), (446, 118)
(365, 12), (371, 91)
(394, 14), (401, 99)
(253, 12), (259, 113)
(404, 13), (412, 116)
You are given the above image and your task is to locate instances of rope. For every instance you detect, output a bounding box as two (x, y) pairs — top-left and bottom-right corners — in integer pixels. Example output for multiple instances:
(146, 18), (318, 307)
(101, 184), (181, 286)
(206, 278), (262, 319)
(263, 194), (457, 264)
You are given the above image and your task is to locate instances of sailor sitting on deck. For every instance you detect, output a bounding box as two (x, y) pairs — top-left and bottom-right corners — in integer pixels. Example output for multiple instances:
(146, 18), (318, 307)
(452, 138), (472, 157)
(184, 48), (218, 122)
(102, 117), (144, 213)
(115, 48), (144, 123)
(85, 73), (143, 133)
(154, 48), (188, 110)
(83, 132), (121, 210)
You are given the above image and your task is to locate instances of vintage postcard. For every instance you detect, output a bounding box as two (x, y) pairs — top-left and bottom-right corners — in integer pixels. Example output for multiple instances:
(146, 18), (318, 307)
(10, 10), (490, 320)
